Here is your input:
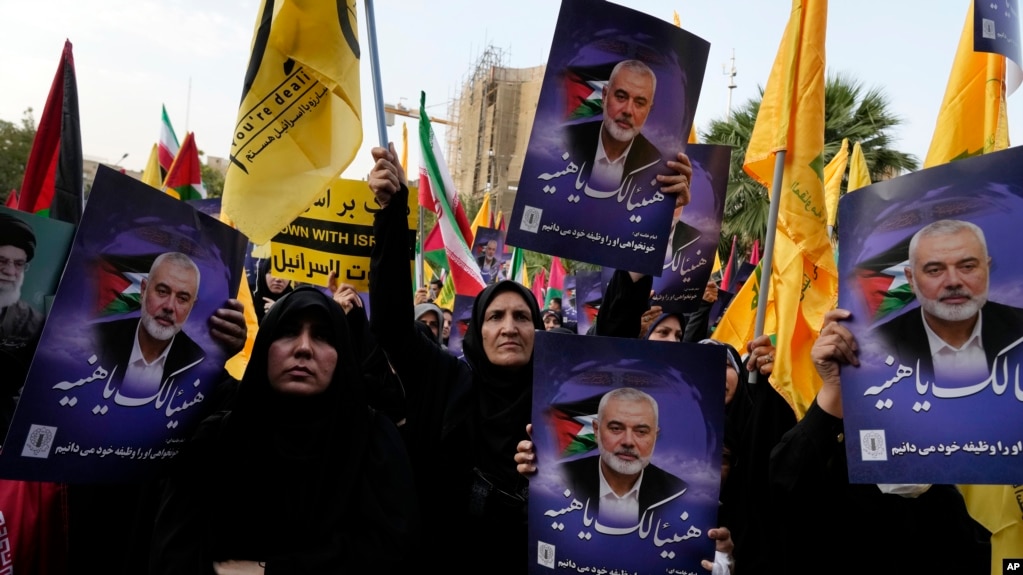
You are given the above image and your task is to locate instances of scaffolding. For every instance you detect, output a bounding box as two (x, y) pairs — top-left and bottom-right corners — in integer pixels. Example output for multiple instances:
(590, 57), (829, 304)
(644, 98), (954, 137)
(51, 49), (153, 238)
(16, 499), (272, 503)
(446, 45), (545, 218)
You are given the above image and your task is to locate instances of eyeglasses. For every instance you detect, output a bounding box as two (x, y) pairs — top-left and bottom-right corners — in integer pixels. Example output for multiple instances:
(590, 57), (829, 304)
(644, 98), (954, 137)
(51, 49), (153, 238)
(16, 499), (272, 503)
(0, 256), (28, 273)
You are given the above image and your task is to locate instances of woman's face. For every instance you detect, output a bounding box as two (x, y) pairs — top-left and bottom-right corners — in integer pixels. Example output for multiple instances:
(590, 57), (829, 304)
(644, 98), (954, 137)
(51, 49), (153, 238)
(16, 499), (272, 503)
(481, 291), (535, 368)
(648, 315), (683, 342)
(725, 365), (738, 405)
(267, 310), (337, 395)
(266, 272), (290, 295)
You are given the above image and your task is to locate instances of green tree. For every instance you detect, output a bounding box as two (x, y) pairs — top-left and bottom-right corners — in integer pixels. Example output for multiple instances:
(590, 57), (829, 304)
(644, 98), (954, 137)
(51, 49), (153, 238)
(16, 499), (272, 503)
(200, 163), (225, 198)
(702, 72), (919, 264)
(0, 108), (37, 203)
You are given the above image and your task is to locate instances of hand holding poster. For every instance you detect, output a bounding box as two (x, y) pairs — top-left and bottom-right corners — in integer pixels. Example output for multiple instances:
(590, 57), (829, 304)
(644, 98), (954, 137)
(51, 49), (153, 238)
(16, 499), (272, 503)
(837, 146), (1023, 484)
(528, 331), (724, 573)
(506, 0), (709, 275)
(0, 166), (247, 483)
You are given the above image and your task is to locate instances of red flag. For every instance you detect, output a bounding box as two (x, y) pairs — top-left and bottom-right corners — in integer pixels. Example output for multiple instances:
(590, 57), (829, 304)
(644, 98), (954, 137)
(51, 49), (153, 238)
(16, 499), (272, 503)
(749, 239), (761, 266)
(721, 236), (738, 291)
(532, 268), (547, 307)
(18, 40), (83, 223)
(5, 191), (19, 208)
(546, 257), (566, 308)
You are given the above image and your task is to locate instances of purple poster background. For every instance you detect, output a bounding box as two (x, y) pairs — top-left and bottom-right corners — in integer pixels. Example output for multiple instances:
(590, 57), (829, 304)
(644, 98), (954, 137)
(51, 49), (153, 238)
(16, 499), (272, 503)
(651, 144), (730, 313)
(473, 226), (506, 285)
(529, 332), (724, 574)
(446, 294), (474, 357)
(0, 167), (247, 483)
(837, 146), (1023, 484)
(975, 0), (1021, 66)
(506, 0), (709, 275)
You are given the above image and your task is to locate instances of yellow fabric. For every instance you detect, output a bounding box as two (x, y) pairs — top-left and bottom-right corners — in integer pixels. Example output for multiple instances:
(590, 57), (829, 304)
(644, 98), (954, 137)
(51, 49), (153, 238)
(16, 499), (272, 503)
(433, 273), (456, 310)
(960, 484), (1023, 575)
(224, 272), (258, 380)
(470, 193), (492, 239)
(823, 138), (848, 228)
(401, 122), (409, 174)
(712, 263), (763, 352)
(140, 144), (163, 189)
(923, 1), (1009, 168)
(741, 0), (837, 419)
(222, 0), (363, 245)
(846, 141), (872, 191)
(712, 251), (722, 275)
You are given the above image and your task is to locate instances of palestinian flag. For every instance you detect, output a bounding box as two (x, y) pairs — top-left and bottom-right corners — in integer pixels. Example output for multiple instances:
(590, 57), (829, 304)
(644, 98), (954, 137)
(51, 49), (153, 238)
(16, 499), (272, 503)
(509, 246), (529, 288)
(564, 70), (605, 120)
(546, 256), (566, 308)
(532, 267), (547, 308)
(547, 393), (603, 458)
(95, 254), (158, 316)
(163, 132), (207, 201)
(851, 236), (915, 324)
(422, 222), (447, 273)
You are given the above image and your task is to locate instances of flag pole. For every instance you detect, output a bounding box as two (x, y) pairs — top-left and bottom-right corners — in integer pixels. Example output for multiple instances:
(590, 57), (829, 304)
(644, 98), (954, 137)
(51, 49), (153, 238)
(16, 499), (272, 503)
(749, 150), (785, 384)
(364, 0), (389, 148)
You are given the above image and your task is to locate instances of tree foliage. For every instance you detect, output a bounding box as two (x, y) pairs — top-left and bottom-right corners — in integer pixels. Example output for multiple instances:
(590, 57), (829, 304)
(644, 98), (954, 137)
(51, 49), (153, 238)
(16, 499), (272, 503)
(0, 109), (37, 204)
(702, 71), (920, 265)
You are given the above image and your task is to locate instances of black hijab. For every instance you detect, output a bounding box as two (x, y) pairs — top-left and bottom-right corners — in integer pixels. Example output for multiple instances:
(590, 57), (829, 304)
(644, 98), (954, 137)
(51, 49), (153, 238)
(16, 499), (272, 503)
(253, 258), (293, 323)
(460, 280), (544, 491)
(211, 287), (374, 561)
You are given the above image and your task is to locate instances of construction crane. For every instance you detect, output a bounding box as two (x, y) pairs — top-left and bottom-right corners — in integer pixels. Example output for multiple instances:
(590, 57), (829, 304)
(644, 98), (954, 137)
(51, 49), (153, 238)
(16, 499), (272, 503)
(385, 103), (454, 126)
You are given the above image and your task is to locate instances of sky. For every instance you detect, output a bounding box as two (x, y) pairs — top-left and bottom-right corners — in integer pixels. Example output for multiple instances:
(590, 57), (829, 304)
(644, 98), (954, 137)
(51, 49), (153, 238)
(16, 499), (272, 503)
(1, 0), (1020, 180)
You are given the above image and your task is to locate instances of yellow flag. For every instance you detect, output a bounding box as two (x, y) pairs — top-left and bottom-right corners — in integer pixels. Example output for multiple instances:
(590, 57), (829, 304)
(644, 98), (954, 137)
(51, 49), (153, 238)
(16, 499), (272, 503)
(741, 0), (836, 419)
(222, 0), (363, 245)
(433, 273), (456, 310)
(401, 122), (409, 174)
(140, 144), (163, 189)
(846, 141), (871, 191)
(961, 484), (1023, 575)
(923, 1), (1009, 168)
(822, 139), (848, 229)
(671, 12), (699, 145)
(470, 193), (492, 239)
(712, 263), (763, 352)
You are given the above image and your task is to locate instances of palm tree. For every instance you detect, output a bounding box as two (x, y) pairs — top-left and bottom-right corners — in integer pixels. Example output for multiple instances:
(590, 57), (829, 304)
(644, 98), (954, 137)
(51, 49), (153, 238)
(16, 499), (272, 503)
(702, 71), (919, 262)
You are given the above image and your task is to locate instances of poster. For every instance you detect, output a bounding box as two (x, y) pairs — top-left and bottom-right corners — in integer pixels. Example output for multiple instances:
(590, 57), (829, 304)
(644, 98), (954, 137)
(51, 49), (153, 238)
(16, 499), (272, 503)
(0, 166), (247, 482)
(650, 144), (730, 314)
(506, 0), (709, 275)
(573, 270), (603, 335)
(446, 294), (474, 357)
(529, 331), (724, 574)
(473, 226), (506, 286)
(269, 179), (418, 292)
(837, 146), (1023, 484)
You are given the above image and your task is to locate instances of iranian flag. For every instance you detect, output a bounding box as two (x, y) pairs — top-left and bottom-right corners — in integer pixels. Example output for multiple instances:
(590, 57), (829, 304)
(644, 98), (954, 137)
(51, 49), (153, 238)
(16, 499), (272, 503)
(158, 104), (180, 179)
(162, 132), (207, 201)
(509, 246), (530, 288)
(418, 92), (485, 296)
(546, 256), (566, 308)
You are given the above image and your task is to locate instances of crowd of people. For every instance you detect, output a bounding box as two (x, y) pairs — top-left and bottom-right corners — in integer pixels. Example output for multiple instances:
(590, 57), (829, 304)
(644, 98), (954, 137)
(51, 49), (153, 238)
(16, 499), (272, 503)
(0, 143), (994, 574)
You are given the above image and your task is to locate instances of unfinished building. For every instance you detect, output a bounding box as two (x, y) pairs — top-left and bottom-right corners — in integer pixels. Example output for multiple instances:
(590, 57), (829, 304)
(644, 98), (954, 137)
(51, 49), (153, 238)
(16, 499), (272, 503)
(446, 46), (545, 218)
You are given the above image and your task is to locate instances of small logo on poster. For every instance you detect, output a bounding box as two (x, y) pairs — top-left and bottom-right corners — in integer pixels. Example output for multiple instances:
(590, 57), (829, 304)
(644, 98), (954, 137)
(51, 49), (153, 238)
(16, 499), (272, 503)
(22, 424), (57, 458)
(860, 429), (887, 461)
(520, 207), (542, 233)
(983, 18), (996, 39)
(537, 541), (555, 569)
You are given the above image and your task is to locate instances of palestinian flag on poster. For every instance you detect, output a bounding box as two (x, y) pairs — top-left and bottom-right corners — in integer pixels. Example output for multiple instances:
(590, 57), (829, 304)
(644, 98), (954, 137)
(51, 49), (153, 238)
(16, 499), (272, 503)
(564, 70), (606, 120)
(852, 236), (915, 324)
(547, 393), (602, 458)
(94, 254), (158, 316)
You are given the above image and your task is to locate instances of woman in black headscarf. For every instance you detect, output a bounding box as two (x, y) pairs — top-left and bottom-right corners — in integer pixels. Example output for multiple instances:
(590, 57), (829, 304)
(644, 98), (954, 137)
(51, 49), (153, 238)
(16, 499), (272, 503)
(252, 258), (293, 324)
(368, 145), (544, 568)
(150, 287), (417, 574)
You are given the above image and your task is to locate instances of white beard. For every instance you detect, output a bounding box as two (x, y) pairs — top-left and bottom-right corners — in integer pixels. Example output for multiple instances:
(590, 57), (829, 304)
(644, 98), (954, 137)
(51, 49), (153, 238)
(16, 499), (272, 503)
(0, 274), (24, 309)
(596, 430), (650, 476)
(920, 289), (987, 322)
(140, 309), (180, 341)
(602, 116), (639, 144)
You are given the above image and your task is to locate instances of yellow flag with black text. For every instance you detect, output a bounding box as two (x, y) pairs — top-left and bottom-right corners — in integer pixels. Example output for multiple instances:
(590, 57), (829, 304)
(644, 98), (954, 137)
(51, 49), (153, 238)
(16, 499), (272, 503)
(742, 0), (837, 419)
(924, 1), (1009, 167)
(223, 0), (362, 245)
